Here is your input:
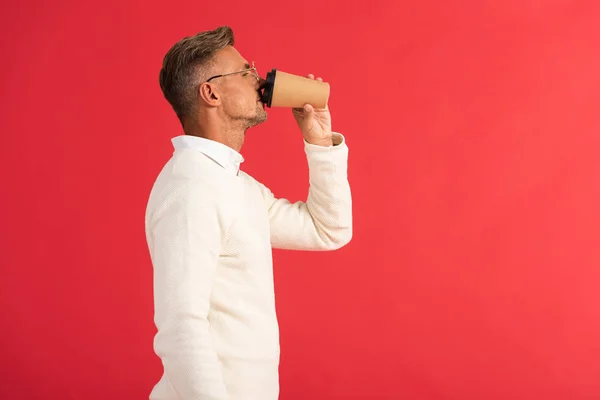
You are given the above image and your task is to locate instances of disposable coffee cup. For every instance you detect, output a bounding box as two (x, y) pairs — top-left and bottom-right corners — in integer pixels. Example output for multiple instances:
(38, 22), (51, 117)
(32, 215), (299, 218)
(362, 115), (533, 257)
(260, 69), (330, 108)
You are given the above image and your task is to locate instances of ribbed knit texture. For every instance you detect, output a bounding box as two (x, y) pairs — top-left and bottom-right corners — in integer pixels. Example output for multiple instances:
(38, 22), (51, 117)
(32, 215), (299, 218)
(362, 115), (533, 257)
(145, 133), (352, 400)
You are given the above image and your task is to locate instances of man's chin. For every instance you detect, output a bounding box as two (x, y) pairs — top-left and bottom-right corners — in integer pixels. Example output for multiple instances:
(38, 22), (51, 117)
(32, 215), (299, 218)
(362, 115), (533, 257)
(245, 111), (268, 130)
(255, 106), (268, 122)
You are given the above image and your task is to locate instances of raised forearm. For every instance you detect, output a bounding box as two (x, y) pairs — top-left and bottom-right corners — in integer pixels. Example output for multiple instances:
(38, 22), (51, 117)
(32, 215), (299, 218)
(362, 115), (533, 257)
(265, 133), (352, 251)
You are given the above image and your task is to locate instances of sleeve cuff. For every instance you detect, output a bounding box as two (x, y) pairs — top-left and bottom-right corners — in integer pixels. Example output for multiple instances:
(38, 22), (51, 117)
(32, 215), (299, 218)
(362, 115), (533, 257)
(304, 132), (346, 151)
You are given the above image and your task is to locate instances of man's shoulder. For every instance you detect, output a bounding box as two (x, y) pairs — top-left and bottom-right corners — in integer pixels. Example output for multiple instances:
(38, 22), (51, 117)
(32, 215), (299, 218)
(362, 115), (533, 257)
(147, 155), (240, 211)
(145, 172), (241, 233)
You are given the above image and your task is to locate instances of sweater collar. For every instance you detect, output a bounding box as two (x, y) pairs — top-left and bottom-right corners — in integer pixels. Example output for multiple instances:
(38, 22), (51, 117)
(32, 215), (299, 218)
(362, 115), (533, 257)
(171, 135), (244, 174)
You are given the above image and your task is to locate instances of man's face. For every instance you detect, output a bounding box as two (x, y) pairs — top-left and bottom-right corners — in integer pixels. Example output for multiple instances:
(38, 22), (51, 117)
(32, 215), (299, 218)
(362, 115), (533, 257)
(210, 46), (267, 129)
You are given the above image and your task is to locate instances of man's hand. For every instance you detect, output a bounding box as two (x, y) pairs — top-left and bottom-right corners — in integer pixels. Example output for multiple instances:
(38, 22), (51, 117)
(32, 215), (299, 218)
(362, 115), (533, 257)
(292, 74), (333, 147)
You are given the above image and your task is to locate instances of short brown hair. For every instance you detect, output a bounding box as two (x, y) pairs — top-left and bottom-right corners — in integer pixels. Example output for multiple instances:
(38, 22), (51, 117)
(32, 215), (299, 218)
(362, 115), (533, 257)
(159, 26), (235, 123)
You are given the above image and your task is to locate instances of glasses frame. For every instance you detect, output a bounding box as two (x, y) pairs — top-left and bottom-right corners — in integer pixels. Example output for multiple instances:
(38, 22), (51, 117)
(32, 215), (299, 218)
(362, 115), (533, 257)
(205, 61), (260, 83)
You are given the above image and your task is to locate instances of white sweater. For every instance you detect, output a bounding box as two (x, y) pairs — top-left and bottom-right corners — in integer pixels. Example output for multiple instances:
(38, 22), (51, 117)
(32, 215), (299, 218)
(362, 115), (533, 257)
(145, 132), (352, 400)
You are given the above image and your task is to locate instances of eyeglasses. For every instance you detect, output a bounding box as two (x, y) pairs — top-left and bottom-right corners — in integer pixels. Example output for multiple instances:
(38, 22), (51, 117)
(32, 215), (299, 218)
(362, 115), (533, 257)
(205, 61), (260, 83)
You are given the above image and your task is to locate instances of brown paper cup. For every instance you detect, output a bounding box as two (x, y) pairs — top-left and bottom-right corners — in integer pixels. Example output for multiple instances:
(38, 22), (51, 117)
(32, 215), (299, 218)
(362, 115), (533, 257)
(260, 69), (330, 108)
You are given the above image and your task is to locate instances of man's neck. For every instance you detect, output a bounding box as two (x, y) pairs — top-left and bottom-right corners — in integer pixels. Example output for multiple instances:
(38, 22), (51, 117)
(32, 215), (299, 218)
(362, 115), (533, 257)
(184, 119), (245, 153)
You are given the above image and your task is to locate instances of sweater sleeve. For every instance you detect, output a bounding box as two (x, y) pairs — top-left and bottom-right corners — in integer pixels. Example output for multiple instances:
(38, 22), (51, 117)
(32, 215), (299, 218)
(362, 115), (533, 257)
(257, 132), (353, 251)
(148, 178), (228, 400)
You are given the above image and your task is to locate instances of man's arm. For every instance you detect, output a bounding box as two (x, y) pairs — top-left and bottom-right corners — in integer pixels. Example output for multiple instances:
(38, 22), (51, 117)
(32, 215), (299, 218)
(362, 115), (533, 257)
(148, 179), (228, 399)
(253, 133), (352, 251)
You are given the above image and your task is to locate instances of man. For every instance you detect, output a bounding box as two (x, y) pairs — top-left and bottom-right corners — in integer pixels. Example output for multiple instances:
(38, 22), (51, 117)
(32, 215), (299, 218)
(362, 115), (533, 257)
(144, 26), (352, 400)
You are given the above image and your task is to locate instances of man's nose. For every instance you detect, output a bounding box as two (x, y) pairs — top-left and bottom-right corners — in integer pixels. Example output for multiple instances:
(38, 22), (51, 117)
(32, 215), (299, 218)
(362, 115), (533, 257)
(257, 76), (266, 90)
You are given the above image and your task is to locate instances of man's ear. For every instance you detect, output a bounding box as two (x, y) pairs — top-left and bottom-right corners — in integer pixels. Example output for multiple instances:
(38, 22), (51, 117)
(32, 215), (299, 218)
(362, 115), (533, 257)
(199, 82), (220, 106)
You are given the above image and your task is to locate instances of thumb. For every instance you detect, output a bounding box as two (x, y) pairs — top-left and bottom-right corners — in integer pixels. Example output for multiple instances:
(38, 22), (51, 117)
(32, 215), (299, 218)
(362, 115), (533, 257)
(303, 103), (314, 113)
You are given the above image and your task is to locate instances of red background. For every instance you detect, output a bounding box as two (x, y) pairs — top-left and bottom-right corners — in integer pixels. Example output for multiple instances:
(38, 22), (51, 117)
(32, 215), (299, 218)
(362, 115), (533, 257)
(1, 0), (599, 399)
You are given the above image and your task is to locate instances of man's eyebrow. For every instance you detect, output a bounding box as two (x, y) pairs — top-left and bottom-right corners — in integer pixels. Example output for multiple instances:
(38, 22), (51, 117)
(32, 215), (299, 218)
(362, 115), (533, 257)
(243, 63), (250, 69)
